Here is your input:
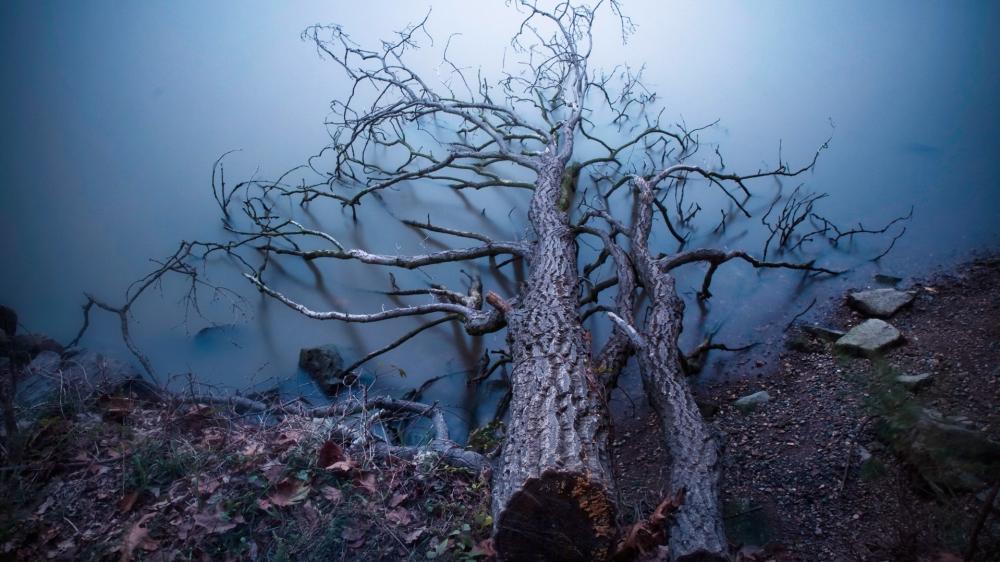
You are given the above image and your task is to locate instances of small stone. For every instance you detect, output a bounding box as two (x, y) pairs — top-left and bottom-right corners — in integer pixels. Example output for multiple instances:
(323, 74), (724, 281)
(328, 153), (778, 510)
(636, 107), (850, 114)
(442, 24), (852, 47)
(857, 445), (872, 463)
(896, 372), (932, 390)
(298, 345), (355, 392)
(802, 324), (846, 342)
(784, 330), (822, 353)
(834, 319), (903, 356)
(874, 274), (903, 286)
(847, 288), (915, 318)
(734, 390), (771, 413)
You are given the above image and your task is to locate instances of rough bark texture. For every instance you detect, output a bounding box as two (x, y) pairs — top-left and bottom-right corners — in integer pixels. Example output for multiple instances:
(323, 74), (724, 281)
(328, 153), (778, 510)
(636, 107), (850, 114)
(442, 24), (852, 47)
(493, 155), (617, 561)
(632, 180), (728, 562)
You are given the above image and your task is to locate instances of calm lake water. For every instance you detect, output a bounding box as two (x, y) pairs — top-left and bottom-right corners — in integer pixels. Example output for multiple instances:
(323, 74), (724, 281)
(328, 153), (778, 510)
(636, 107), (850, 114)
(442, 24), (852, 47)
(2, 1), (998, 435)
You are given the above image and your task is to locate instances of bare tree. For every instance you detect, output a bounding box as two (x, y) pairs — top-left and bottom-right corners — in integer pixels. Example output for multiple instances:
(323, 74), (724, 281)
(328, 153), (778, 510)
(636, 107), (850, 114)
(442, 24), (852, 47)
(173, 2), (904, 560)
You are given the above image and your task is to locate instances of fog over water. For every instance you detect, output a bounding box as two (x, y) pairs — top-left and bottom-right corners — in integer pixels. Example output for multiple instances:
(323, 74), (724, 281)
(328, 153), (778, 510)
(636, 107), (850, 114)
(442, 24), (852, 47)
(2, 1), (998, 432)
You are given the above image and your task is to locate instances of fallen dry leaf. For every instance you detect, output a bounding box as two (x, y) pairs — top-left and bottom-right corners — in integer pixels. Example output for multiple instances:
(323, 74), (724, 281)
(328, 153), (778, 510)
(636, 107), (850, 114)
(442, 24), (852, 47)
(193, 508), (239, 534)
(612, 489), (684, 561)
(386, 507), (412, 526)
(301, 501), (321, 526)
(388, 492), (408, 508)
(328, 459), (359, 473)
(268, 478), (311, 507)
(403, 528), (425, 545)
(355, 473), (377, 494)
(200, 427), (226, 448)
(473, 538), (496, 558)
(121, 513), (157, 562)
(197, 478), (221, 496)
(317, 440), (346, 468)
(320, 486), (343, 504)
(341, 525), (367, 549)
(117, 490), (140, 514)
(272, 430), (304, 450)
(261, 461), (285, 484)
(342, 528), (366, 540)
(241, 441), (264, 457)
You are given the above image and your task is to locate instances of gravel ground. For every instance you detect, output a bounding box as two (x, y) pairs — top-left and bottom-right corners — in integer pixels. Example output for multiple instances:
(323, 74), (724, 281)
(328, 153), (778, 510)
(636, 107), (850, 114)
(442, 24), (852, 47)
(612, 255), (1000, 561)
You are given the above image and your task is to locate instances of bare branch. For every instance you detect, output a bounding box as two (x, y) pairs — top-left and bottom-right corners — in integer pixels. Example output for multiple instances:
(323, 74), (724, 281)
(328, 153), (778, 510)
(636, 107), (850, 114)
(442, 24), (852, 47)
(340, 314), (461, 375)
(264, 241), (527, 268)
(245, 273), (474, 322)
(656, 248), (841, 300)
(606, 311), (645, 349)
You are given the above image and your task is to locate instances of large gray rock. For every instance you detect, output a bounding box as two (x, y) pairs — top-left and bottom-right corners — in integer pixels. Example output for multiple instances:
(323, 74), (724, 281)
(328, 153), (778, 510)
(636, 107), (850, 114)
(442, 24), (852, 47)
(299, 345), (355, 393)
(10, 333), (63, 361)
(15, 351), (63, 409)
(15, 350), (142, 411)
(834, 319), (903, 355)
(888, 408), (1000, 492)
(61, 349), (141, 387)
(734, 390), (771, 413)
(847, 288), (914, 318)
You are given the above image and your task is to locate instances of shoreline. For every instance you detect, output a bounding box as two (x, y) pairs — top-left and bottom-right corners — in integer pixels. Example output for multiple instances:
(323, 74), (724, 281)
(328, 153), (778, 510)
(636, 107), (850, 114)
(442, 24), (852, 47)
(611, 254), (1000, 561)
(3, 255), (998, 560)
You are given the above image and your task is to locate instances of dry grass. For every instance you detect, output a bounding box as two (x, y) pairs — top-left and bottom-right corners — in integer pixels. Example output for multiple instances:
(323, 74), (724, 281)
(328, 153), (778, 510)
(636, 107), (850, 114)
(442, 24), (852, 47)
(0, 395), (494, 561)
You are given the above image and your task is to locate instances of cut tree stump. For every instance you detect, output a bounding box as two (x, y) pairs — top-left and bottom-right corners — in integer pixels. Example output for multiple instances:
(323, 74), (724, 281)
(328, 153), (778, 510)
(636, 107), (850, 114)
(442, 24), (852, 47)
(492, 156), (617, 561)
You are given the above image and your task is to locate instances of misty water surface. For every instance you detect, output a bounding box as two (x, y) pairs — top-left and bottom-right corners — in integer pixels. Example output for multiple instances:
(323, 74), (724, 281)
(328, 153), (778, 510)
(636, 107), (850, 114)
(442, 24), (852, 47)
(1, 1), (998, 434)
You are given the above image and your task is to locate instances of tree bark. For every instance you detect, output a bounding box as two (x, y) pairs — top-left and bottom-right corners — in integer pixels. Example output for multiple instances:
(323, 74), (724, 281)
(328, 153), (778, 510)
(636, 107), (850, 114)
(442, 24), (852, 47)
(631, 179), (728, 562)
(493, 155), (617, 561)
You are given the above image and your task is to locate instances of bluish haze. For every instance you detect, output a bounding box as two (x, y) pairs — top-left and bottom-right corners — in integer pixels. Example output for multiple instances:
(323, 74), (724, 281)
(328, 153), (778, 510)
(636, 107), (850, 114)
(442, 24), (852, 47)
(1, 2), (997, 427)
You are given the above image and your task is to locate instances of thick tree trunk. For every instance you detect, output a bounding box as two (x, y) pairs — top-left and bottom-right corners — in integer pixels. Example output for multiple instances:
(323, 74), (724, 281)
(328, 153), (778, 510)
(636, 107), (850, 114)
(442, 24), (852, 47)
(633, 279), (727, 562)
(631, 180), (728, 562)
(493, 155), (617, 562)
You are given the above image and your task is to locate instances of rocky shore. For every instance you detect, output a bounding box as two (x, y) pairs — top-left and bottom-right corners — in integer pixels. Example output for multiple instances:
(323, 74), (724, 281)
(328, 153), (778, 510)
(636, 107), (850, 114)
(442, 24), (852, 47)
(610, 256), (1000, 561)
(713, 256), (1000, 561)
(3, 255), (998, 561)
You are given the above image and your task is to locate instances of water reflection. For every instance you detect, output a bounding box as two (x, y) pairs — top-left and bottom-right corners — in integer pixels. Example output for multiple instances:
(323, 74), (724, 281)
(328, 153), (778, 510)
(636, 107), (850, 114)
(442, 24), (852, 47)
(1, 1), (998, 439)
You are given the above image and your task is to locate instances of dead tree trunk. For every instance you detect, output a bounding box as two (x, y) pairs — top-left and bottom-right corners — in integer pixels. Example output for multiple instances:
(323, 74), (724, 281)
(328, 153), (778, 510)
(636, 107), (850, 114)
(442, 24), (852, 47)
(631, 285), (727, 562)
(186, 4), (863, 560)
(493, 155), (616, 561)
(597, 178), (728, 561)
(630, 183), (727, 562)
